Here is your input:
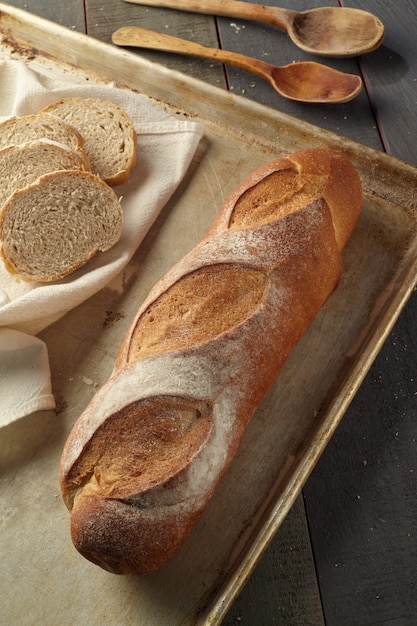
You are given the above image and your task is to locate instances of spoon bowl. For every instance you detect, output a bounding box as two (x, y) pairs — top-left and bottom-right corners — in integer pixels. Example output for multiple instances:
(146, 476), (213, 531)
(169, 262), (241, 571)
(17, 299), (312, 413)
(286, 6), (384, 57)
(112, 26), (363, 104)
(270, 62), (363, 104)
(122, 0), (384, 57)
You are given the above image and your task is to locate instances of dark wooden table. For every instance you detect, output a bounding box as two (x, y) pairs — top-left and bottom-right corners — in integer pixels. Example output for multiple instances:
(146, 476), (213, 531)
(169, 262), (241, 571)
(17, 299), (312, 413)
(6, 1), (417, 623)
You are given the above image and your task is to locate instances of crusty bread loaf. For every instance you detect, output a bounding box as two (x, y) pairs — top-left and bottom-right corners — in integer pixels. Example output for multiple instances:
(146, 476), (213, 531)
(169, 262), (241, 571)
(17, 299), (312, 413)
(0, 113), (88, 165)
(59, 148), (362, 575)
(0, 139), (89, 209)
(0, 170), (123, 282)
(40, 97), (137, 185)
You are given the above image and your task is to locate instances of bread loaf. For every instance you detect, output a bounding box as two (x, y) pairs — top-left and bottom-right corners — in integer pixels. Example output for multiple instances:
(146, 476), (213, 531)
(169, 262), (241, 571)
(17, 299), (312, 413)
(59, 148), (362, 575)
(0, 170), (123, 282)
(0, 113), (88, 165)
(0, 139), (89, 209)
(40, 97), (137, 185)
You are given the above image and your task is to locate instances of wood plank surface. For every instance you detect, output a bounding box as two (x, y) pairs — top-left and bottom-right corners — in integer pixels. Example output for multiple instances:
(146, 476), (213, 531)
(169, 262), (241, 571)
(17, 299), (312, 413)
(217, 1), (417, 623)
(216, 0), (382, 148)
(301, 2), (417, 624)
(3, 1), (417, 624)
(4, 0), (85, 31)
(85, 0), (225, 86)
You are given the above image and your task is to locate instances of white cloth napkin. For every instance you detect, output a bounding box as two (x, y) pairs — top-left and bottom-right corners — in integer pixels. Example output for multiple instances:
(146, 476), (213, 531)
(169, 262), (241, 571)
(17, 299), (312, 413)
(0, 59), (204, 428)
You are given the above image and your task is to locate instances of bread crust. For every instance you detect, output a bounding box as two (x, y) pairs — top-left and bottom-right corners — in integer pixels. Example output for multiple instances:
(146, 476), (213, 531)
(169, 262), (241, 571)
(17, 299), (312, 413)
(60, 148), (362, 575)
(0, 139), (89, 210)
(0, 113), (88, 165)
(40, 97), (137, 185)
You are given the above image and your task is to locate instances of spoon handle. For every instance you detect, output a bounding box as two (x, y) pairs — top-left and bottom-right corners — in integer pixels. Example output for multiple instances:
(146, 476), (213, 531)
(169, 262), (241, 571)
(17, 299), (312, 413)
(121, 0), (292, 32)
(112, 26), (275, 81)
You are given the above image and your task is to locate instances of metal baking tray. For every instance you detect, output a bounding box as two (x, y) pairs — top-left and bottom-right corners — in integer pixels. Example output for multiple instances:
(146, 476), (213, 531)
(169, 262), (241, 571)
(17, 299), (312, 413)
(1, 4), (417, 624)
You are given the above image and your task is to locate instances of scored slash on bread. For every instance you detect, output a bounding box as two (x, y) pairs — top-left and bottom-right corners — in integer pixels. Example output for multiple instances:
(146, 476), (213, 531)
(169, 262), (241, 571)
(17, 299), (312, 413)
(0, 139), (89, 209)
(40, 97), (137, 185)
(0, 112), (89, 167)
(0, 170), (123, 283)
(59, 148), (362, 576)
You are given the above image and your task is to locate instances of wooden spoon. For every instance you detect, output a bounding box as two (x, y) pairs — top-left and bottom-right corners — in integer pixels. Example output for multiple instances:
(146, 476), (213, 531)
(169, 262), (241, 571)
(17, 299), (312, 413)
(121, 0), (384, 57)
(112, 26), (362, 104)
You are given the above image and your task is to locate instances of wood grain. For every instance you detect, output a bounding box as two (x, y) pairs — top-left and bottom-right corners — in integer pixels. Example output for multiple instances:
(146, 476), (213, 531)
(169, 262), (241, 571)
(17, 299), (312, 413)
(85, 0), (225, 87)
(216, 0), (382, 148)
(302, 1), (417, 624)
(5, 0), (85, 31)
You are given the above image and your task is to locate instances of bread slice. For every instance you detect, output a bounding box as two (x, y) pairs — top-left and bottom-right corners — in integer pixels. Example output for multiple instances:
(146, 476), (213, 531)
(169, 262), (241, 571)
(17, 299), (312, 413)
(40, 98), (137, 185)
(0, 113), (88, 165)
(0, 139), (89, 209)
(0, 170), (123, 283)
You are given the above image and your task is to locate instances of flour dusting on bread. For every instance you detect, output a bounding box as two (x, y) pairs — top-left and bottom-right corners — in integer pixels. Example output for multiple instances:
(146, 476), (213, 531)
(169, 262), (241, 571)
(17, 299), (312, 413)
(60, 148), (362, 575)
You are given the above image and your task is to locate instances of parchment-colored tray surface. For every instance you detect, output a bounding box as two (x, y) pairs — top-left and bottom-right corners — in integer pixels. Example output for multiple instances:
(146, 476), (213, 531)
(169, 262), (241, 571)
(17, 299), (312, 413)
(1, 5), (417, 625)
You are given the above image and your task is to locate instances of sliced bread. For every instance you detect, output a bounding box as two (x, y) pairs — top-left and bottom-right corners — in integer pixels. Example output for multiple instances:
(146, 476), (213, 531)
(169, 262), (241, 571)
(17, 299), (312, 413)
(0, 139), (89, 209)
(0, 169), (123, 283)
(40, 98), (137, 185)
(0, 112), (89, 165)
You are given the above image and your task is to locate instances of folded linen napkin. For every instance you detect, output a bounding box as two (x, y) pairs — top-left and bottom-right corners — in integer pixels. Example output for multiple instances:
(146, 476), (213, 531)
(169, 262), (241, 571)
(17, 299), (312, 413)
(0, 59), (204, 428)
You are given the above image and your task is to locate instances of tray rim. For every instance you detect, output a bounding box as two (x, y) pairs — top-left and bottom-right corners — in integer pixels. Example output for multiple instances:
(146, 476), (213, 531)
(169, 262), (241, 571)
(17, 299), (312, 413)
(2, 4), (417, 624)
(202, 238), (417, 623)
(2, 2), (417, 216)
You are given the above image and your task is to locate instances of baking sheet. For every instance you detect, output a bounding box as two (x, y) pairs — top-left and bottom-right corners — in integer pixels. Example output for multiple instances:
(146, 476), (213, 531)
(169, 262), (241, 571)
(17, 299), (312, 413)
(1, 4), (417, 625)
